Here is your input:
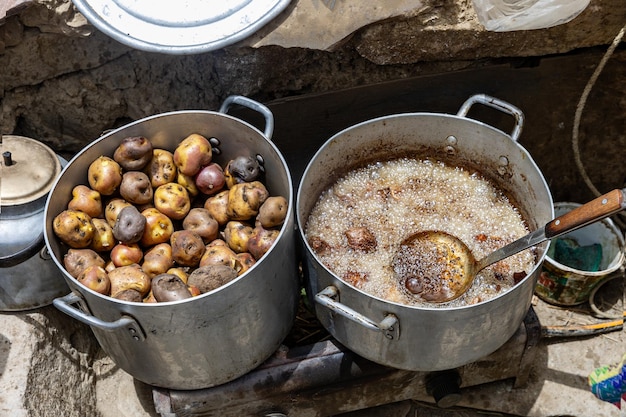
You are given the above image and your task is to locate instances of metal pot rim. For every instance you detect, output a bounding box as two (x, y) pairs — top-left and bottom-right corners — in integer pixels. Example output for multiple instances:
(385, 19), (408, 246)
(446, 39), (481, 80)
(297, 106), (553, 312)
(45, 105), (294, 307)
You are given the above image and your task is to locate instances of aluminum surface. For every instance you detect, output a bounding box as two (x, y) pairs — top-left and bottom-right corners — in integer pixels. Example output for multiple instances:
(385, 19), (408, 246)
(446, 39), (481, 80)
(0, 138), (68, 311)
(297, 95), (554, 371)
(45, 98), (299, 389)
(72, 0), (291, 54)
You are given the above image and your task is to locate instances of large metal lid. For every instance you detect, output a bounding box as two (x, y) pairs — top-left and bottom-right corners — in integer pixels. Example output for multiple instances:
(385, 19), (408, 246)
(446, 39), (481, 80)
(1, 135), (62, 207)
(71, 0), (292, 54)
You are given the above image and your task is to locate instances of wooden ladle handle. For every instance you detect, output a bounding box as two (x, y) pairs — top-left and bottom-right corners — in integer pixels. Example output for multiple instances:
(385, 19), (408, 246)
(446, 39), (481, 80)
(544, 189), (626, 238)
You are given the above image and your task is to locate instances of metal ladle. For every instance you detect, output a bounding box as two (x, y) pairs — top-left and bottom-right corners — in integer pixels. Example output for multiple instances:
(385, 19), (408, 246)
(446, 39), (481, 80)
(392, 188), (626, 303)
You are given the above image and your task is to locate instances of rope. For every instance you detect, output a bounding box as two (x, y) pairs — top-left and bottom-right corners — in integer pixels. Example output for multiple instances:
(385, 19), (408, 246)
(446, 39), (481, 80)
(571, 23), (626, 229)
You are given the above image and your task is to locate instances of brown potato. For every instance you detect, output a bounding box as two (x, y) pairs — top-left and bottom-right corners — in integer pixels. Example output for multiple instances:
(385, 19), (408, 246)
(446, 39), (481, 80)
(67, 185), (102, 218)
(166, 267), (189, 284)
(53, 209), (95, 248)
(183, 208), (219, 243)
(108, 264), (151, 298)
(140, 207), (174, 246)
(110, 242), (143, 267)
(145, 148), (177, 188)
(187, 265), (238, 294)
(142, 243), (174, 278)
(104, 198), (132, 228)
(119, 171), (153, 205)
(113, 289), (144, 302)
(143, 291), (157, 303)
(154, 183), (191, 220)
(223, 221), (254, 253)
(90, 218), (116, 252)
(236, 252), (256, 276)
(77, 265), (110, 295)
(257, 196), (288, 229)
(113, 136), (153, 171)
(63, 248), (106, 279)
(248, 226), (280, 260)
(226, 181), (269, 221)
(87, 156), (122, 196)
(151, 274), (192, 302)
(173, 133), (212, 177)
(170, 230), (205, 267)
(176, 171), (199, 198)
(112, 205), (146, 244)
(204, 190), (230, 226)
(199, 243), (239, 269)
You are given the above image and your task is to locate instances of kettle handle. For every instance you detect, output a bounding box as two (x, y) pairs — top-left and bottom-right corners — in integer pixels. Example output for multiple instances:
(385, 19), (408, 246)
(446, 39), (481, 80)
(457, 94), (524, 142)
(315, 286), (399, 340)
(219, 95), (275, 140)
(53, 292), (146, 342)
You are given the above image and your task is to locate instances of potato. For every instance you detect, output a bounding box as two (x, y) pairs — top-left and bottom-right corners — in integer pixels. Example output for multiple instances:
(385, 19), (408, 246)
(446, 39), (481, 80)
(53, 209), (95, 248)
(223, 221), (254, 253)
(67, 185), (102, 218)
(224, 156), (261, 188)
(151, 274), (192, 302)
(142, 243), (174, 278)
(226, 181), (269, 221)
(87, 156), (123, 196)
(182, 208), (219, 243)
(236, 252), (256, 276)
(119, 171), (153, 205)
(104, 198), (132, 228)
(145, 148), (177, 188)
(140, 207), (174, 246)
(110, 242), (143, 267)
(173, 133), (213, 177)
(108, 264), (151, 298)
(187, 265), (238, 294)
(63, 248), (105, 279)
(90, 218), (116, 252)
(257, 196), (288, 229)
(204, 190), (230, 226)
(113, 289), (144, 302)
(199, 243), (239, 269)
(248, 226), (280, 260)
(154, 183), (191, 220)
(113, 136), (153, 171)
(176, 171), (199, 198)
(112, 205), (146, 244)
(170, 230), (205, 267)
(166, 267), (189, 284)
(77, 265), (110, 295)
(195, 163), (225, 196)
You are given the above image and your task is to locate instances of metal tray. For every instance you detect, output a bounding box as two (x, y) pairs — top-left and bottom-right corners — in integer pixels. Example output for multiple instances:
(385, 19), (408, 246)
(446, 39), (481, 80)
(72, 0), (291, 54)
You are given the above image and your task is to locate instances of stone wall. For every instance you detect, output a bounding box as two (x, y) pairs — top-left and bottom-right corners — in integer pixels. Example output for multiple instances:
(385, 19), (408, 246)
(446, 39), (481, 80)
(1, 0), (625, 155)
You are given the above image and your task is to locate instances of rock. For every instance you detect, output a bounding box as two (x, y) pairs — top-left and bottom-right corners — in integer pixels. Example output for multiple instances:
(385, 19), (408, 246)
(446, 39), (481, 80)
(0, 306), (99, 417)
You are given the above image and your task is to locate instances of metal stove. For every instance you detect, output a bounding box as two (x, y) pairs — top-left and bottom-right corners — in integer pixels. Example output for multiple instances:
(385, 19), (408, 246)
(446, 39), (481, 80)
(152, 307), (541, 417)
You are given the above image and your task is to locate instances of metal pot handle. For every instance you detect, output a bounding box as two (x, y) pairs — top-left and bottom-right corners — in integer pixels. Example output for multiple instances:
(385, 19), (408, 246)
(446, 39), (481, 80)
(219, 95), (274, 140)
(457, 94), (524, 142)
(314, 286), (399, 340)
(53, 292), (146, 342)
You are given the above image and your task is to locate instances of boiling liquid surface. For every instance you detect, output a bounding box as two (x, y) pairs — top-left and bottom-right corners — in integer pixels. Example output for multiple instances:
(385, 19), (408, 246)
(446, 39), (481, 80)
(305, 158), (536, 307)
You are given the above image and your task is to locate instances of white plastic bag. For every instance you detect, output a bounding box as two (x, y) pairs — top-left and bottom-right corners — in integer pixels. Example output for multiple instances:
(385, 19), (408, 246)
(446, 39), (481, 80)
(472, 0), (591, 32)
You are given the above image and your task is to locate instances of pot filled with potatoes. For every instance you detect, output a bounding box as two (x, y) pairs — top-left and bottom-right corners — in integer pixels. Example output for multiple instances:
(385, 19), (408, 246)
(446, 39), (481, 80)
(44, 96), (298, 390)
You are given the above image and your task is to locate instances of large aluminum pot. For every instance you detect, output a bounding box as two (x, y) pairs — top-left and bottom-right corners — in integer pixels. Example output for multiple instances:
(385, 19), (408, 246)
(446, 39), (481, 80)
(44, 96), (299, 389)
(297, 94), (554, 371)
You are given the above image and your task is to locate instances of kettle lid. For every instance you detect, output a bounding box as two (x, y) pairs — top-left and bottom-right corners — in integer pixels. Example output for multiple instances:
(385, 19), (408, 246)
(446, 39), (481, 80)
(1, 135), (62, 207)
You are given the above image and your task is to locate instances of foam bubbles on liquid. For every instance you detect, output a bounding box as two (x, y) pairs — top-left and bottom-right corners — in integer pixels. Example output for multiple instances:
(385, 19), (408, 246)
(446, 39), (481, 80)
(305, 158), (535, 307)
